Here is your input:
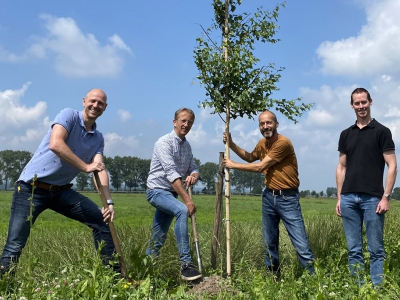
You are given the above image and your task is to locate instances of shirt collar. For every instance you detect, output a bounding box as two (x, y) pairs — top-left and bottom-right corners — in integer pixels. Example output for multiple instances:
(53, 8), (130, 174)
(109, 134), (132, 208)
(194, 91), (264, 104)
(171, 130), (186, 143)
(351, 118), (376, 129)
(80, 111), (97, 133)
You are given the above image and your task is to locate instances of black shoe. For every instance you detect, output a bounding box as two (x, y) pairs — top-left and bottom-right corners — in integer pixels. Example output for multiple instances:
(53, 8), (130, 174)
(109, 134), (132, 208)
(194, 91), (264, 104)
(181, 263), (202, 281)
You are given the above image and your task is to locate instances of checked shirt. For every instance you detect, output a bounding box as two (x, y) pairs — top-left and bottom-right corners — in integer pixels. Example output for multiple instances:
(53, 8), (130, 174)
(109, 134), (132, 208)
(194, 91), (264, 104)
(147, 130), (199, 191)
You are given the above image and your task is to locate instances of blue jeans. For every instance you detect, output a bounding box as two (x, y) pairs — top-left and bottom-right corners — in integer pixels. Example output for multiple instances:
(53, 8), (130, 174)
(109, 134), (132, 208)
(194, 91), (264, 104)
(145, 188), (191, 264)
(340, 193), (385, 285)
(262, 188), (314, 273)
(1, 181), (119, 274)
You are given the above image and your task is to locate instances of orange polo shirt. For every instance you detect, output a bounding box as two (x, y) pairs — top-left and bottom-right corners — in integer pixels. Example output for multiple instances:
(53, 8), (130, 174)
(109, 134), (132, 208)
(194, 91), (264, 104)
(250, 134), (299, 190)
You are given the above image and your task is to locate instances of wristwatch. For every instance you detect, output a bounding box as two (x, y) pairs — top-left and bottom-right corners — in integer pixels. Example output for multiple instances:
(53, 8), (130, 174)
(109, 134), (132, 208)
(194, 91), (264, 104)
(383, 193), (391, 200)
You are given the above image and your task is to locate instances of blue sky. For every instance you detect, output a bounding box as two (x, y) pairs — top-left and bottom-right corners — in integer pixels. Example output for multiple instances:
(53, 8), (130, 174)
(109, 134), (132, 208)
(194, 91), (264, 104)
(1, 0), (399, 193)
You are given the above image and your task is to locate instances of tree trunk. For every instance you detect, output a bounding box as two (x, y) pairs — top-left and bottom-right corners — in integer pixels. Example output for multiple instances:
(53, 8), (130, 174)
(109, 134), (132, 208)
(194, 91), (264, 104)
(223, 0), (232, 277)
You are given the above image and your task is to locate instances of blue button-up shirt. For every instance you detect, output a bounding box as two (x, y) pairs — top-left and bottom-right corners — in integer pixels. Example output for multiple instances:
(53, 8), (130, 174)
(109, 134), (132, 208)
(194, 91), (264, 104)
(147, 130), (199, 191)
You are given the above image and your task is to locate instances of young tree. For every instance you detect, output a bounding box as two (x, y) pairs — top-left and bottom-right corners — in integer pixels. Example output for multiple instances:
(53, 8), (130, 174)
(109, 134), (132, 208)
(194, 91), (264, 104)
(194, 0), (313, 275)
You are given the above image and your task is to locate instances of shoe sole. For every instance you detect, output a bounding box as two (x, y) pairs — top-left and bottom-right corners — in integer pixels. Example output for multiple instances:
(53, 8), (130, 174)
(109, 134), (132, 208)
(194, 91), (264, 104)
(181, 274), (203, 281)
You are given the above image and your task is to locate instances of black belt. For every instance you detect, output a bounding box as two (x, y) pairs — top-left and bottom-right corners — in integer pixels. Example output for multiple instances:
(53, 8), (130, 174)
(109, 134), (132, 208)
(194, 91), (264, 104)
(32, 180), (73, 191)
(268, 188), (298, 196)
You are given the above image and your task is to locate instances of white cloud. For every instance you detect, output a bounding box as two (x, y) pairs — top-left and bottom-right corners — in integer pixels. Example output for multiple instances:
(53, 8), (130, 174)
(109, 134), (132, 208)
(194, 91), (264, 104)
(0, 47), (27, 62)
(103, 132), (140, 157)
(0, 83), (50, 151)
(117, 109), (132, 122)
(0, 83), (48, 131)
(0, 15), (132, 78)
(109, 35), (132, 53)
(307, 110), (335, 126)
(317, 0), (400, 78)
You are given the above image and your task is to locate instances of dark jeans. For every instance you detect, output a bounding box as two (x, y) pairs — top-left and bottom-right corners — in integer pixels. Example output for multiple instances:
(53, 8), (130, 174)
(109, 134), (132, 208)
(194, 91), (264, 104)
(262, 188), (315, 274)
(0, 181), (119, 274)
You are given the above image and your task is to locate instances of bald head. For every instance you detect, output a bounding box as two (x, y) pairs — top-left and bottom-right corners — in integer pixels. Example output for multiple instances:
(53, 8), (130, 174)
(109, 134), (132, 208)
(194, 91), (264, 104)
(85, 89), (107, 102)
(259, 110), (277, 123)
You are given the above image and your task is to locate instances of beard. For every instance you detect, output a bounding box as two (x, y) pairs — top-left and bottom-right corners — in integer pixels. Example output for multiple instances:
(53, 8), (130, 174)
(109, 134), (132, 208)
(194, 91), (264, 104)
(261, 128), (277, 139)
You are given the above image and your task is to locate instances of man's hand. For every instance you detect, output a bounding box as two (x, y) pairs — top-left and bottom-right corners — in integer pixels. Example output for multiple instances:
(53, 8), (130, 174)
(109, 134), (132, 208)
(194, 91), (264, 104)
(223, 158), (235, 169)
(335, 199), (341, 217)
(86, 161), (106, 173)
(376, 197), (390, 214)
(184, 199), (196, 217)
(222, 132), (232, 145)
(102, 205), (115, 223)
(184, 174), (199, 187)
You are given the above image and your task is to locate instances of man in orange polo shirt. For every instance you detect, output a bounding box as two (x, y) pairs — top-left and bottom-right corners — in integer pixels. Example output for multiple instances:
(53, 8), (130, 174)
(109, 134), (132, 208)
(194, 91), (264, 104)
(223, 110), (314, 276)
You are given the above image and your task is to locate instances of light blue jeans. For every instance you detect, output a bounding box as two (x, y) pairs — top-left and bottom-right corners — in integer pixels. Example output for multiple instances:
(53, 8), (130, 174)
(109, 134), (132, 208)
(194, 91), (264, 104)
(262, 188), (314, 274)
(340, 193), (385, 285)
(145, 188), (191, 264)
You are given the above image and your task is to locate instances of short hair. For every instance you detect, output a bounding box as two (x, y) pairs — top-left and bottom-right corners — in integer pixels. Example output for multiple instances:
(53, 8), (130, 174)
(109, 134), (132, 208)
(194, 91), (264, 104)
(174, 108), (195, 120)
(260, 110), (278, 123)
(351, 87), (371, 104)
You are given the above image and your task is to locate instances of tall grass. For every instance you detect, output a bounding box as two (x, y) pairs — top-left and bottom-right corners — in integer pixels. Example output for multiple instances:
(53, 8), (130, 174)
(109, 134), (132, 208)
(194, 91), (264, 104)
(0, 191), (400, 298)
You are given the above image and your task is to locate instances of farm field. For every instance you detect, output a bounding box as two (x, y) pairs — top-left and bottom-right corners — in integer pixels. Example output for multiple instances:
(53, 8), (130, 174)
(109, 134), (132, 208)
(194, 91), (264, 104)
(1, 190), (400, 299)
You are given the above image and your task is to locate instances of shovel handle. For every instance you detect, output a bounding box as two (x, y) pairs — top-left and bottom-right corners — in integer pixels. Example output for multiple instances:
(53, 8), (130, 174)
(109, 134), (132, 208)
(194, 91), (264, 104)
(188, 186), (202, 273)
(94, 171), (127, 278)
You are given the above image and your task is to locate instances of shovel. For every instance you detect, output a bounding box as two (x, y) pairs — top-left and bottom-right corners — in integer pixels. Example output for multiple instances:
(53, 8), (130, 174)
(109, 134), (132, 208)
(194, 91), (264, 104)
(94, 171), (127, 278)
(188, 185), (202, 274)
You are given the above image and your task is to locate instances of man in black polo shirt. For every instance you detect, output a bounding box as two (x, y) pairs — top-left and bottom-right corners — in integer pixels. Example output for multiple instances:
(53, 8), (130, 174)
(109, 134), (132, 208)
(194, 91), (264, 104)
(336, 87), (397, 286)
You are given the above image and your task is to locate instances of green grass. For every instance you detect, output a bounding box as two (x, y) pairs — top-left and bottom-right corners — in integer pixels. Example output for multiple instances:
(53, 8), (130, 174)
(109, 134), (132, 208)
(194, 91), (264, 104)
(1, 190), (400, 299)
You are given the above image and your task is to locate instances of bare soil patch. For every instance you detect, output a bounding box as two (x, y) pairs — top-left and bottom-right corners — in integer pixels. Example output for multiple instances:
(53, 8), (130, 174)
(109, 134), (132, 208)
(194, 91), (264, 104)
(187, 275), (240, 298)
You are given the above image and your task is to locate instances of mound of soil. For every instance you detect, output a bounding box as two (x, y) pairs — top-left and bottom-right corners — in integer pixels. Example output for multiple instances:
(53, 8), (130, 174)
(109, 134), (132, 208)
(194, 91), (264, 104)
(187, 275), (239, 298)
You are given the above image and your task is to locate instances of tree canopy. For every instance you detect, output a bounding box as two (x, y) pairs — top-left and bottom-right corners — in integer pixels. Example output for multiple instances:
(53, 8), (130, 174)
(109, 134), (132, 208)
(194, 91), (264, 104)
(194, 0), (313, 122)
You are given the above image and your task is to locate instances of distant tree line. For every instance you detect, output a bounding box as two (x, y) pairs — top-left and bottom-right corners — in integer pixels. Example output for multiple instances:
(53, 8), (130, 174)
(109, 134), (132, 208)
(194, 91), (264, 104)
(0, 150), (264, 193)
(2, 150), (400, 199)
(0, 150), (32, 190)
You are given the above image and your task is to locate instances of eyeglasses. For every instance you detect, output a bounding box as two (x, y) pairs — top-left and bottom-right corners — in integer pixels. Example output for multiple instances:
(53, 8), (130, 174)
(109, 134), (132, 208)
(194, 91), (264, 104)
(176, 119), (194, 126)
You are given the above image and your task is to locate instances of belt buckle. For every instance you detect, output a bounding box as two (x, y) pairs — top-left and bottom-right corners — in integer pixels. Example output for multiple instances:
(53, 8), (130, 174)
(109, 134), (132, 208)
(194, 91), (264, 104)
(48, 185), (58, 191)
(273, 190), (282, 196)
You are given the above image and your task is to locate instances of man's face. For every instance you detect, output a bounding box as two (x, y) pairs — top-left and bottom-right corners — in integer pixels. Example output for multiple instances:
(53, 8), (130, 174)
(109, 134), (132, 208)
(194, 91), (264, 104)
(351, 92), (372, 119)
(173, 111), (194, 139)
(83, 89), (107, 120)
(259, 112), (278, 139)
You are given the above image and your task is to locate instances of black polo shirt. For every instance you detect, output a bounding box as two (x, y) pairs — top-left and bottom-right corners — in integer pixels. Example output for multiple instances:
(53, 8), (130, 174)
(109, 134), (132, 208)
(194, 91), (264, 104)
(338, 119), (395, 197)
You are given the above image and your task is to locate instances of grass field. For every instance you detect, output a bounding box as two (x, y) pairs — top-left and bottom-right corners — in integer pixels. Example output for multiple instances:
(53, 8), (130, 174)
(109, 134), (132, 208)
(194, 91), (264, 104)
(1, 190), (400, 299)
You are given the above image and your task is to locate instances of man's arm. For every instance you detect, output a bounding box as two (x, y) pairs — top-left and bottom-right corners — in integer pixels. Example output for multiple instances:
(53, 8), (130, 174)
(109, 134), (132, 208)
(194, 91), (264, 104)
(335, 153), (347, 217)
(223, 132), (258, 163)
(376, 150), (397, 214)
(49, 124), (105, 173)
(171, 178), (196, 216)
(224, 155), (277, 173)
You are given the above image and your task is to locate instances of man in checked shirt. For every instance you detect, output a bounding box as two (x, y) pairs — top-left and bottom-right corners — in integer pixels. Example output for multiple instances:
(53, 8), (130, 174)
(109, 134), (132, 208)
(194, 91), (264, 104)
(145, 108), (202, 281)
